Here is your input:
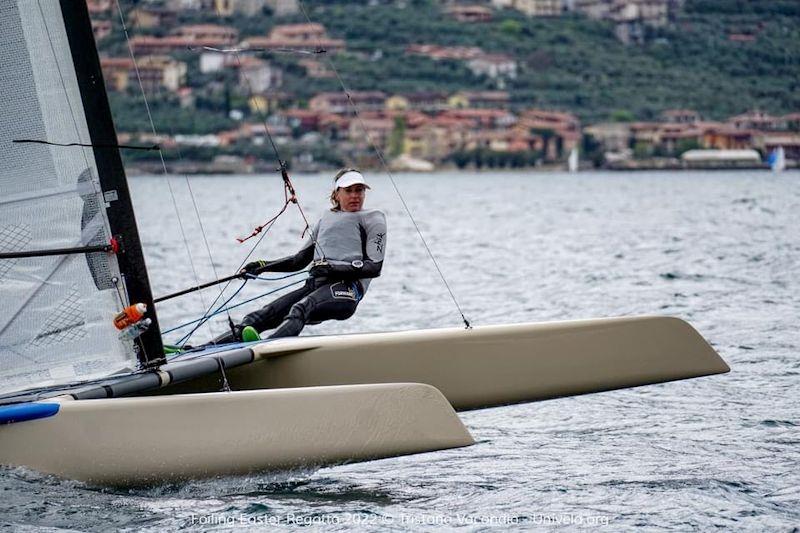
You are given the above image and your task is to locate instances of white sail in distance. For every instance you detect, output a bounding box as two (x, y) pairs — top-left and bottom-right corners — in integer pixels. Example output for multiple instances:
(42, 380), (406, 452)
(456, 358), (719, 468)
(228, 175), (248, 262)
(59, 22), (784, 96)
(568, 148), (579, 173)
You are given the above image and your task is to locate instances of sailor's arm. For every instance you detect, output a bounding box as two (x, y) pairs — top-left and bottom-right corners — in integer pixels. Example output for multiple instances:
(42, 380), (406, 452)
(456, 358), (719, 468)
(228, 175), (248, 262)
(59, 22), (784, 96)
(313, 256), (383, 280)
(242, 240), (315, 274)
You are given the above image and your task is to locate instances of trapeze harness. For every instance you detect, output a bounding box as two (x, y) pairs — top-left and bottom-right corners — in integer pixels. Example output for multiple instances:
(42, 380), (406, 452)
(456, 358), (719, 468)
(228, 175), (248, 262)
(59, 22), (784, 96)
(215, 208), (386, 342)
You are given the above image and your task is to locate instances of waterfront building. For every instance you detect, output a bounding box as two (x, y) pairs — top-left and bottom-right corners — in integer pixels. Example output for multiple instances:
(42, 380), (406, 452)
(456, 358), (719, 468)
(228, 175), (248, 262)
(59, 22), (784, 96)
(241, 23), (345, 53)
(310, 92), (387, 114)
(444, 5), (494, 22)
(100, 56), (187, 93)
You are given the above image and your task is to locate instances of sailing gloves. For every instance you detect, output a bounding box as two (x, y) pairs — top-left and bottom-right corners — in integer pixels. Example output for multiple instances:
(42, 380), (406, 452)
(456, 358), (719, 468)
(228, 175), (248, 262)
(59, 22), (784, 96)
(308, 261), (333, 278)
(242, 259), (270, 276)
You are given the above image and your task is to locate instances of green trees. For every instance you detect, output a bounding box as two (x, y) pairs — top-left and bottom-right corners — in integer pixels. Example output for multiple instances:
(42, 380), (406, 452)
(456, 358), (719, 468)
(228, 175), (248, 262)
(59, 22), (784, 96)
(105, 0), (800, 166)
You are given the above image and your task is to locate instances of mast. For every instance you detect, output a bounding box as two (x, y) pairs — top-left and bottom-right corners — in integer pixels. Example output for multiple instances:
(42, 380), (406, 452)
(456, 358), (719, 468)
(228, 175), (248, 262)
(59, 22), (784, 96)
(59, 1), (164, 366)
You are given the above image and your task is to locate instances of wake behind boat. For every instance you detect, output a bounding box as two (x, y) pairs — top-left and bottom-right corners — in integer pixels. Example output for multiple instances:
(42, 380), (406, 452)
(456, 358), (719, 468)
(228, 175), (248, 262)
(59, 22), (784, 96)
(0, 0), (728, 486)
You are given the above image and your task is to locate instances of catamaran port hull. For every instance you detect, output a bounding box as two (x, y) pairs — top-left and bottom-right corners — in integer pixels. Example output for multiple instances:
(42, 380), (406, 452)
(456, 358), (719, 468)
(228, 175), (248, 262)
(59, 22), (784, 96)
(0, 384), (473, 487)
(170, 316), (729, 410)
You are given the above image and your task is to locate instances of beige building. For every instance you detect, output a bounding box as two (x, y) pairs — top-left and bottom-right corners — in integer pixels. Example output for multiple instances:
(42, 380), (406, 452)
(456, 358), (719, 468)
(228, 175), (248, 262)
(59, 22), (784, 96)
(210, 0), (298, 16)
(570, 0), (673, 43)
(728, 111), (786, 132)
(298, 59), (333, 79)
(466, 54), (518, 80)
(583, 122), (632, 153)
(86, 0), (111, 14)
(492, 0), (563, 16)
(129, 7), (178, 29)
(444, 5), (494, 22)
(448, 91), (511, 109)
(237, 57), (282, 94)
(130, 24), (238, 54)
(172, 24), (239, 43)
(242, 23), (345, 53)
(309, 92), (386, 114)
(266, 0), (300, 16)
(661, 109), (701, 124)
(100, 56), (187, 93)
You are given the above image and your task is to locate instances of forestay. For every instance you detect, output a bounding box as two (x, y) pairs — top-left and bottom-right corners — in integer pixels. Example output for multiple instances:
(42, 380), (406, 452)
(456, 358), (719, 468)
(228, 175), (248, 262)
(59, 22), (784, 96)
(0, 2), (140, 395)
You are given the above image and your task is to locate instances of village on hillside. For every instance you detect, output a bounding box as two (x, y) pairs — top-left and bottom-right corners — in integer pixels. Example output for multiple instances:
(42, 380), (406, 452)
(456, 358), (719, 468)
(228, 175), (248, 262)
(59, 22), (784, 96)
(88, 0), (799, 172)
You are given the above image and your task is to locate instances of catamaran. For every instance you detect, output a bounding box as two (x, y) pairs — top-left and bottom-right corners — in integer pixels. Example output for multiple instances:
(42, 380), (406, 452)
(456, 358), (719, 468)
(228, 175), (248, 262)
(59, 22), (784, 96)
(0, 0), (729, 487)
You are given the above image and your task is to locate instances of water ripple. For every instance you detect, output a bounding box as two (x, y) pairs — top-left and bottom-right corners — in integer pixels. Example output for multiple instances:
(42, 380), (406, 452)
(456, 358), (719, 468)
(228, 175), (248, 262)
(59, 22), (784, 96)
(3, 170), (799, 531)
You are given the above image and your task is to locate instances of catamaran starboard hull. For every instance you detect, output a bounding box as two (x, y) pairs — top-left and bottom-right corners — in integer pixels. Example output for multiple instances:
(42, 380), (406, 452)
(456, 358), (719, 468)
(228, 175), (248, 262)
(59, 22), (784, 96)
(169, 316), (729, 410)
(0, 384), (473, 486)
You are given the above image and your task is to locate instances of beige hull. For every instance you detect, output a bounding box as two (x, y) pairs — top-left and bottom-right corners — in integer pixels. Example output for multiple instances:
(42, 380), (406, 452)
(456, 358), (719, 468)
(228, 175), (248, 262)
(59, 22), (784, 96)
(0, 384), (472, 486)
(0, 316), (728, 486)
(173, 316), (729, 410)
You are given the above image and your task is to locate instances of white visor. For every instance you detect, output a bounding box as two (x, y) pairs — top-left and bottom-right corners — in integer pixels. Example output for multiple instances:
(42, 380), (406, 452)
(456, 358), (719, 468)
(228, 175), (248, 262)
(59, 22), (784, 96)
(335, 170), (370, 189)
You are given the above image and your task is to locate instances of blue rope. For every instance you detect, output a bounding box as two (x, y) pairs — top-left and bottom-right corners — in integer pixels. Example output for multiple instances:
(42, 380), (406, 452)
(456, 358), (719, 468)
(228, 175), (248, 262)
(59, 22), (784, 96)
(248, 271), (309, 282)
(168, 270), (308, 346)
(175, 280), (249, 346)
(163, 275), (307, 338)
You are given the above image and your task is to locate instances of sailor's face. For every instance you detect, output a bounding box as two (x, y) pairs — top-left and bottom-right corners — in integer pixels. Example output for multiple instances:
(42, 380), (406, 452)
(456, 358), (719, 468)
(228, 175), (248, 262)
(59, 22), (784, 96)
(336, 184), (366, 212)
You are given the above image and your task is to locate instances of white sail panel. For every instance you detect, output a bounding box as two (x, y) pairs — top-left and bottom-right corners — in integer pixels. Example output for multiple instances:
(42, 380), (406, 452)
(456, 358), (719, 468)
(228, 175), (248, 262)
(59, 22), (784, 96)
(0, 1), (139, 395)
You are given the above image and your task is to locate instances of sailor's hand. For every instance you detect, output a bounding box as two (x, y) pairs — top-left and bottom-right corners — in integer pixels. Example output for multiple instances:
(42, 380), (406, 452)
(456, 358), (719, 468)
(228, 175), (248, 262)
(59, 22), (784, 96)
(309, 261), (332, 278)
(242, 260), (269, 276)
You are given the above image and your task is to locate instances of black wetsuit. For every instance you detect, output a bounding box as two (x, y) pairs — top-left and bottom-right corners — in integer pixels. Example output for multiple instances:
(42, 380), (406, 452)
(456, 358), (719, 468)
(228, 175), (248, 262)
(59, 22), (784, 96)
(216, 209), (387, 341)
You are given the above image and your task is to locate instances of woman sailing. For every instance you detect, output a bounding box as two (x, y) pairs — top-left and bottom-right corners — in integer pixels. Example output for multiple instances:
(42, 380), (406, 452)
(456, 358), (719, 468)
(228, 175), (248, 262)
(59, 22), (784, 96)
(211, 169), (387, 343)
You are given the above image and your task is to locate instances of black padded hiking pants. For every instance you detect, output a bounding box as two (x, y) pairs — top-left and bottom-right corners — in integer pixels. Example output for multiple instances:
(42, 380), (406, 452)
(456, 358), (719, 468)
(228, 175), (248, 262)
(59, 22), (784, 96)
(241, 277), (362, 339)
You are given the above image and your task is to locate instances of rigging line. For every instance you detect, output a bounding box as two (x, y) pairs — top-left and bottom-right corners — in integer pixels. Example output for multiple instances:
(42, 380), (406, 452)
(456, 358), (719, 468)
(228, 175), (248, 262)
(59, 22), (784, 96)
(221, 28), (327, 260)
(236, 190), (292, 243)
(188, 45), (326, 55)
(172, 32), (288, 343)
(160, 121), (232, 334)
(154, 269), (308, 304)
(114, 0), (214, 325)
(297, 1), (472, 329)
(176, 211), (284, 346)
(162, 277), (305, 336)
(175, 278), (250, 347)
(175, 282), (245, 346)
(229, 54), (320, 249)
(12, 139), (159, 151)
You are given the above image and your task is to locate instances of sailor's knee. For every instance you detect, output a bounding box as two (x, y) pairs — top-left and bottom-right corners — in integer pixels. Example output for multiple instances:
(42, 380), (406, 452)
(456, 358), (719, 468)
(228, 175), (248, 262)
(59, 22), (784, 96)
(343, 301), (358, 319)
(287, 300), (310, 320)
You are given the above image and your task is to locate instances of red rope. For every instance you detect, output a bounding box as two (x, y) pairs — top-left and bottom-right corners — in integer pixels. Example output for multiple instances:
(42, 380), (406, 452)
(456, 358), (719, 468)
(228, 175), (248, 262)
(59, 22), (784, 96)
(236, 169), (303, 243)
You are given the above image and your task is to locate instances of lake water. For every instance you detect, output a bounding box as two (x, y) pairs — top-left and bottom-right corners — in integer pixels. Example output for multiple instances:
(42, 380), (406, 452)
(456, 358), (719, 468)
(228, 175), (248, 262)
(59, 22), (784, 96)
(2, 170), (799, 531)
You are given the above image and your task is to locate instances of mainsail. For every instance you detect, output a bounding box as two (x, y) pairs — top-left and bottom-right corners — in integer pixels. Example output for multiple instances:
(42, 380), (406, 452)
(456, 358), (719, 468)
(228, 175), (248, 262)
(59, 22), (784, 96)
(0, 1), (162, 396)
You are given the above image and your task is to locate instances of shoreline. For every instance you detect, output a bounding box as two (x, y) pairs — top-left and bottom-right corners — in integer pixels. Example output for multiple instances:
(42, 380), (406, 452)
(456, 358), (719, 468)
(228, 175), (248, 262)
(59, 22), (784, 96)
(125, 161), (796, 176)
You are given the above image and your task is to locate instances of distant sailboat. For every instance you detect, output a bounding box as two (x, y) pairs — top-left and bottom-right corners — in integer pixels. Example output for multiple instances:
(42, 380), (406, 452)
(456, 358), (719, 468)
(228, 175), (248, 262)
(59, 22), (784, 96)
(568, 148), (579, 173)
(767, 146), (786, 172)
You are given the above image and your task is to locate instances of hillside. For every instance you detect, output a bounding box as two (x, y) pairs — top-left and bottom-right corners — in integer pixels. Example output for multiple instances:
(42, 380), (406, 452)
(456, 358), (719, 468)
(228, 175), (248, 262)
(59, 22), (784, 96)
(100, 0), (800, 132)
(292, 0), (799, 121)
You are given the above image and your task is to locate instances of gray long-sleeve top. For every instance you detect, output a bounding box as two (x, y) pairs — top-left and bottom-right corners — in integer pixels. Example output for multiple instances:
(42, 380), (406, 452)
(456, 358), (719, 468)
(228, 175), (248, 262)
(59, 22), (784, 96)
(266, 209), (387, 293)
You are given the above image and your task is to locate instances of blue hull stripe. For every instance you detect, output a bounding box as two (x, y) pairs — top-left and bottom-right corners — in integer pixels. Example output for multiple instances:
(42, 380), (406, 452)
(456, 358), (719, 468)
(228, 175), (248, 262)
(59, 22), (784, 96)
(0, 403), (60, 425)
